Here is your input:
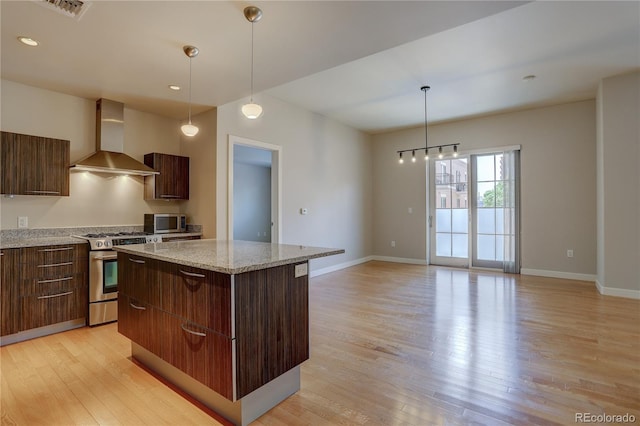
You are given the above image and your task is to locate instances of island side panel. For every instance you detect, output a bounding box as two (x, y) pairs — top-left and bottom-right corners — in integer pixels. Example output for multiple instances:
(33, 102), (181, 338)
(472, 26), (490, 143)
(234, 261), (310, 399)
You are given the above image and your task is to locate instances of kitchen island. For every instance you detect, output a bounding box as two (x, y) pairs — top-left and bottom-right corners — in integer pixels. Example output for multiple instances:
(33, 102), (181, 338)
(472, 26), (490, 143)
(113, 239), (344, 426)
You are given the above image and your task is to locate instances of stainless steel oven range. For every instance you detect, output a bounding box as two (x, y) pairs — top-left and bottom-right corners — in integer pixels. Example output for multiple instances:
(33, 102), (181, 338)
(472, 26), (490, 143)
(74, 232), (162, 326)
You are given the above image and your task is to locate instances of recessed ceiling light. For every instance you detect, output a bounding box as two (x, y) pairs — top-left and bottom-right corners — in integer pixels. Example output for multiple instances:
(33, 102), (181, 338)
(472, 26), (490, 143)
(168, 85), (181, 91)
(18, 36), (39, 47)
(522, 74), (536, 82)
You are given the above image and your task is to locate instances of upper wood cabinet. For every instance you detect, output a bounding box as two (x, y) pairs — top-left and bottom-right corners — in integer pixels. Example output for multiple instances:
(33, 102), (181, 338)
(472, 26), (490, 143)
(144, 152), (189, 200)
(1, 131), (70, 196)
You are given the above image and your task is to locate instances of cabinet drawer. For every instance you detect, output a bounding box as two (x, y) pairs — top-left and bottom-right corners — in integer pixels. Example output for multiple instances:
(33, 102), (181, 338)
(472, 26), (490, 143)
(161, 264), (232, 337)
(22, 244), (87, 265)
(21, 286), (87, 330)
(118, 295), (161, 356)
(21, 273), (84, 296)
(117, 253), (161, 306)
(161, 312), (233, 400)
(22, 260), (80, 280)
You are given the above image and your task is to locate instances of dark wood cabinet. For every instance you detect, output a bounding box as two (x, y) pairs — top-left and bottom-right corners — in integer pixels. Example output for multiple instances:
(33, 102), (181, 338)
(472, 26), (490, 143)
(17, 244), (87, 332)
(1, 249), (21, 336)
(161, 312), (234, 400)
(2, 243), (87, 337)
(118, 294), (161, 356)
(117, 252), (310, 401)
(1, 131), (70, 196)
(144, 152), (189, 200)
(234, 264), (310, 398)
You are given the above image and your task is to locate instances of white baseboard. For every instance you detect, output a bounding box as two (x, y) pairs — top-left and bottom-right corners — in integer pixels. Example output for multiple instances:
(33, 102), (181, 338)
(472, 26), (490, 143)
(309, 255), (427, 278)
(595, 278), (640, 299)
(370, 255), (428, 265)
(520, 268), (596, 282)
(310, 256), (374, 278)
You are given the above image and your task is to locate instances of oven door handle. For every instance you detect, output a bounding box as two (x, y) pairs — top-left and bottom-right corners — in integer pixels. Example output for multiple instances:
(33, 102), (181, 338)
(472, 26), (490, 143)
(92, 254), (118, 261)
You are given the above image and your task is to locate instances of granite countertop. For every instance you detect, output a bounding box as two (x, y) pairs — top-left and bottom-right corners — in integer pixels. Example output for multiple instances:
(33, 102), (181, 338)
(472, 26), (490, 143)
(113, 239), (345, 274)
(0, 235), (88, 249)
(0, 227), (202, 249)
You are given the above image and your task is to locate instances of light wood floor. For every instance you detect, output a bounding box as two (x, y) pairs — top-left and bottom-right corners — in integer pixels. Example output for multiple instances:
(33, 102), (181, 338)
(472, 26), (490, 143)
(2, 261), (639, 425)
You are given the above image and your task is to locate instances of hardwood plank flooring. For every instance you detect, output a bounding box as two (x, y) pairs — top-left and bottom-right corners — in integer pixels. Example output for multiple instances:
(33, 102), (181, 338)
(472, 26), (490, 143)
(2, 261), (639, 425)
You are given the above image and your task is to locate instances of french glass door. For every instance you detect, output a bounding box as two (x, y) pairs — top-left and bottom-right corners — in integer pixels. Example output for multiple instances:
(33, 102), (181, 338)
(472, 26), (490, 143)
(429, 150), (520, 271)
(429, 156), (469, 267)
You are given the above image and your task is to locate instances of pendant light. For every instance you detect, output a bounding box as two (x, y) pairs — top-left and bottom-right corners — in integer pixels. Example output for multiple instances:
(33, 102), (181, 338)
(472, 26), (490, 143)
(181, 45), (199, 137)
(397, 85), (460, 163)
(242, 6), (263, 119)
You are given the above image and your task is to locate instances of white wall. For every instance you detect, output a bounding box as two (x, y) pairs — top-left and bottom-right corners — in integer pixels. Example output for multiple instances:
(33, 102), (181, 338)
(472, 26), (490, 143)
(233, 162), (271, 242)
(0, 80), (183, 230)
(216, 93), (373, 270)
(597, 71), (640, 296)
(372, 100), (597, 277)
(180, 108), (217, 237)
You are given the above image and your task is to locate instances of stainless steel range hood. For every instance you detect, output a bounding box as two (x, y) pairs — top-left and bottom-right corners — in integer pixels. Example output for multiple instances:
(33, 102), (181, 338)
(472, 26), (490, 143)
(70, 99), (158, 176)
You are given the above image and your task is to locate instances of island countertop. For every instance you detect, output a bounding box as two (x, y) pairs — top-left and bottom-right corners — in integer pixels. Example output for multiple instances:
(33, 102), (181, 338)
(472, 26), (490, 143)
(112, 239), (344, 274)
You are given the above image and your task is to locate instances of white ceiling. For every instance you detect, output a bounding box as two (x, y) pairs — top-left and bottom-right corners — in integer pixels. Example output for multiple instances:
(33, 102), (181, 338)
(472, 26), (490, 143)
(2, 1), (639, 134)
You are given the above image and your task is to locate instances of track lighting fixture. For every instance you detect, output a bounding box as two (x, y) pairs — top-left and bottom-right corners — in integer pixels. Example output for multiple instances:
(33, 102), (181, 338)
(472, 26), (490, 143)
(396, 85), (461, 163)
(181, 45), (199, 137)
(242, 6), (263, 119)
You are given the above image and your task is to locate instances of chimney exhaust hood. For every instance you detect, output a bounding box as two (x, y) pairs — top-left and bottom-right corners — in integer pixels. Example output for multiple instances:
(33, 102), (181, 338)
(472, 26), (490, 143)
(70, 99), (159, 176)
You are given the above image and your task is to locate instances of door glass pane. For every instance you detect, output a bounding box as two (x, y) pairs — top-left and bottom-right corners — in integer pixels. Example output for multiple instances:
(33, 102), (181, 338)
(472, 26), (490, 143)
(452, 209), (468, 233)
(452, 234), (468, 257)
(477, 208), (495, 234)
(436, 209), (451, 232)
(476, 155), (495, 181)
(436, 233), (451, 256)
(495, 208), (505, 234)
(477, 235), (495, 260)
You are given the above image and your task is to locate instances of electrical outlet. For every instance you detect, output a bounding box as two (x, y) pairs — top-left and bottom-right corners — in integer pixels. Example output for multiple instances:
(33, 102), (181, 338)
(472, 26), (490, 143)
(391, 240), (396, 248)
(18, 216), (28, 229)
(567, 249), (574, 258)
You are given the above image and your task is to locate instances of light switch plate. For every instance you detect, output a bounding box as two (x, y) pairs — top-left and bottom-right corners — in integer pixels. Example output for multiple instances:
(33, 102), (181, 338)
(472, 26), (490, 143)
(294, 263), (308, 278)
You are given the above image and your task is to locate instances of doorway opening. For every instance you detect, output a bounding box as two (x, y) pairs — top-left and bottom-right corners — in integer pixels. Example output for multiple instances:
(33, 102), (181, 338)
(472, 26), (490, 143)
(228, 135), (282, 243)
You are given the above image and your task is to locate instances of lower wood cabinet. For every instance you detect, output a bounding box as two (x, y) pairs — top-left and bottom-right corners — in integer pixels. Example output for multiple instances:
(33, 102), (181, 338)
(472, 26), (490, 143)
(118, 294), (161, 356)
(161, 312), (233, 400)
(21, 288), (86, 330)
(117, 252), (309, 401)
(1, 244), (88, 338)
(1, 249), (21, 336)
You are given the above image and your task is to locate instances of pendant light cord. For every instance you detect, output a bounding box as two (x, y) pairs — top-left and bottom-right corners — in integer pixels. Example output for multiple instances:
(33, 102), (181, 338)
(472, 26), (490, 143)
(250, 22), (255, 102)
(188, 56), (193, 124)
(423, 86), (428, 150)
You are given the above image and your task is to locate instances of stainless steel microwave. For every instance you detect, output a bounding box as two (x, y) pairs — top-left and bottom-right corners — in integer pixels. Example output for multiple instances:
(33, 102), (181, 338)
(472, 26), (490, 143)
(144, 214), (186, 234)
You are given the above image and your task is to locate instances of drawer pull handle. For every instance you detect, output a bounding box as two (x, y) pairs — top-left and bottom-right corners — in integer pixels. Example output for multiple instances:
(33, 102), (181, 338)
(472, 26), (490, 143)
(129, 258), (145, 264)
(25, 190), (61, 195)
(181, 324), (206, 337)
(38, 276), (73, 284)
(38, 247), (74, 252)
(38, 291), (73, 300)
(180, 269), (205, 279)
(129, 302), (146, 311)
(38, 262), (73, 268)
(160, 195), (181, 198)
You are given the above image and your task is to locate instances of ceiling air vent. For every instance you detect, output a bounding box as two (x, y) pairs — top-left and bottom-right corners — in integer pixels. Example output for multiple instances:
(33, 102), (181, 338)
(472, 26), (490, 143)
(37, 0), (91, 20)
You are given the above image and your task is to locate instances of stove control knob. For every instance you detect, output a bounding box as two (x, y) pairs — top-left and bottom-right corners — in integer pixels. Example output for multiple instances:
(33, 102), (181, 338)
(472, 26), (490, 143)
(151, 237), (158, 243)
(104, 241), (111, 248)
(95, 241), (103, 248)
